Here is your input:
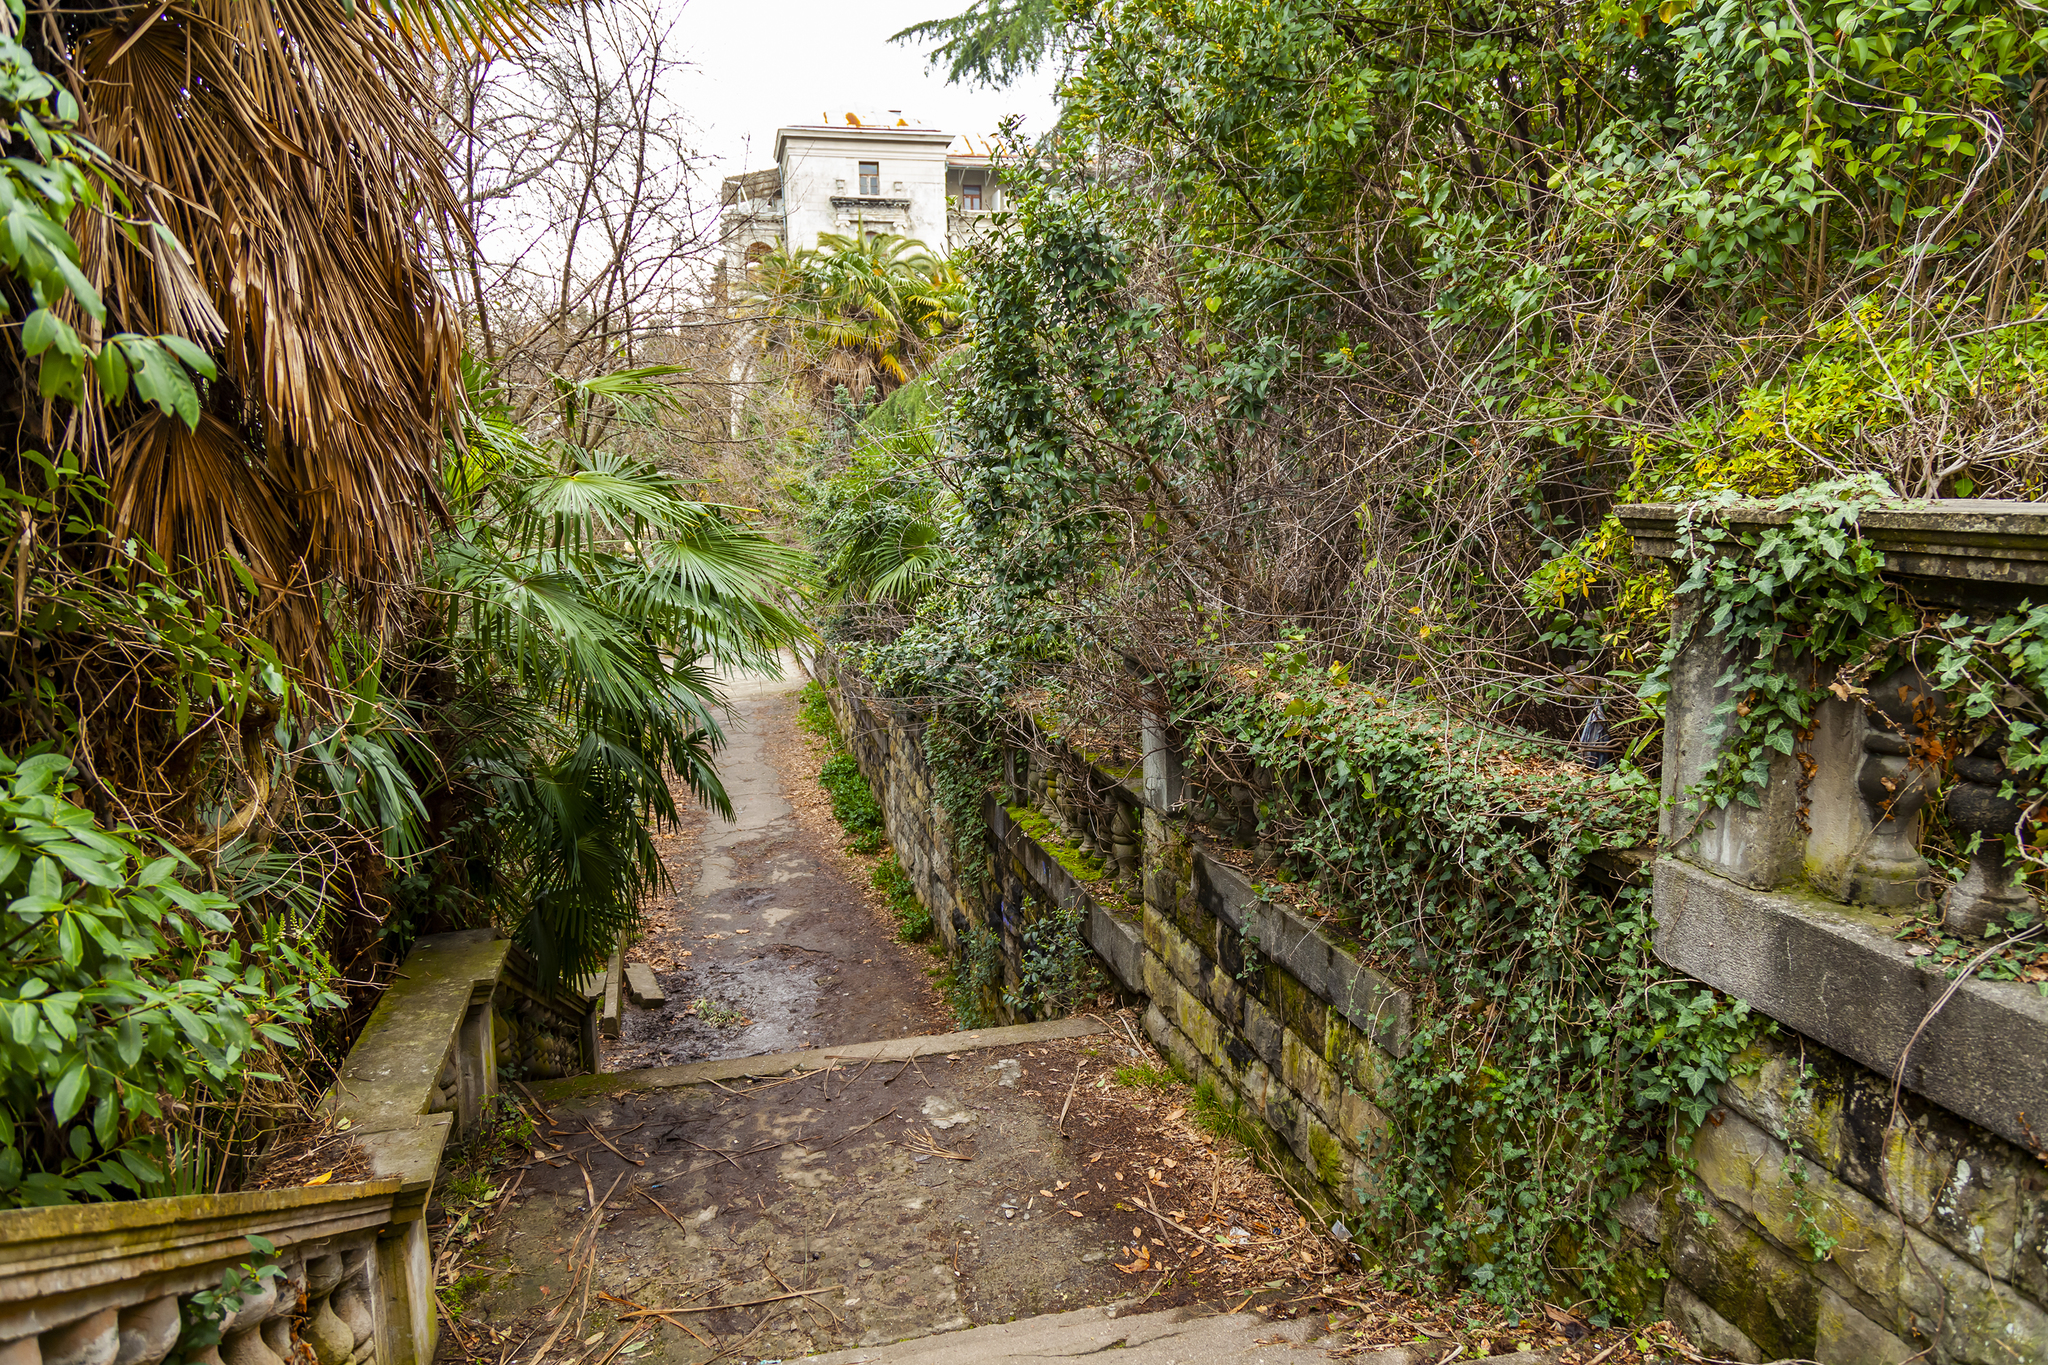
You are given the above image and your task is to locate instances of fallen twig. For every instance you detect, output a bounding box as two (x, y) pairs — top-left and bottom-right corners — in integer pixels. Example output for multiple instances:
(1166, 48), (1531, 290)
(1057, 1057), (1085, 1135)
(620, 1285), (844, 1317)
(822, 1106), (898, 1148)
(597, 1292), (710, 1348)
(633, 1187), (688, 1230)
(513, 1080), (556, 1127)
(1134, 1192), (1204, 1242)
(524, 1173), (624, 1365)
(900, 1127), (972, 1161)
(584, 1122), (645, 1167)
(881, 1045), (923, 1086)
(680, 1136), (743, 1169)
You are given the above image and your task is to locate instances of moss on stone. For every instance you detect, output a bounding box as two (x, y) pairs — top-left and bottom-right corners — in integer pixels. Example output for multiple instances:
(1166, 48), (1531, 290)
(1006, 805), (1107, 881)
(1306, 1119), (1349, 1189)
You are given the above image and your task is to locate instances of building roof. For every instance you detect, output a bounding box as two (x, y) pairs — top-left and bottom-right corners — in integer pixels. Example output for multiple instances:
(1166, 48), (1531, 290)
(720, 167), (781, 206)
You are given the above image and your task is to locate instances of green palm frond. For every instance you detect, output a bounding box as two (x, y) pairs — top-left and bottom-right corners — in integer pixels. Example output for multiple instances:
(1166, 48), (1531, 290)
(421, 359), (807, 980)
(743, 232), (967, 397)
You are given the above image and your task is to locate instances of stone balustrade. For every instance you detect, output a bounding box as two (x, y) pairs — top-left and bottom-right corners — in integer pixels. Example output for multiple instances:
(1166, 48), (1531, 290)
(0, 930), (597, 1365)
(1617, 499), (2048, 1362)
(0, 1183), (401, 1365)
(820, 552), (2048, 1363)
(1616, 500), (2048, 1153)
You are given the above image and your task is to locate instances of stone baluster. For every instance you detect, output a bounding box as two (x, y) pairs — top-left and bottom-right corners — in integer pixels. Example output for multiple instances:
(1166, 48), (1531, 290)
(0, 1244), (373, 1365)
(115, 1300), (178, 1365)
(1942, 741), (2039, 937)
(1845, 663), (1943, 907)
(1110, 803), (1137, 879)
(39, 1309), (115, 1365)
(1043, 768), (1069, 838)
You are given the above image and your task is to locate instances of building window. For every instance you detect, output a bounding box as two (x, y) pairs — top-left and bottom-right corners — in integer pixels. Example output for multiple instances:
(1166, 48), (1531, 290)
(962, 179), (982, 210)
(859, 161), (880, 196)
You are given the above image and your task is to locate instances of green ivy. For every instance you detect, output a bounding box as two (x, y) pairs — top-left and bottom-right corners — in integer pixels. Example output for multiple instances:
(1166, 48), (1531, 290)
(820, 752), (886, 854)
(1005, 895), (1104, 1020)
(801, 683), (890, 854)
(948, 922), (1003, 1029)
(1641, 476), (1912, 811)
(1176, 642), (1759, 1311)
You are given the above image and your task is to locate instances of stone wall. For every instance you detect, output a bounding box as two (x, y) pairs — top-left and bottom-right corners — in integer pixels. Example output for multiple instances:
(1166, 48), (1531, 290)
(814, 649), (2048, 1363)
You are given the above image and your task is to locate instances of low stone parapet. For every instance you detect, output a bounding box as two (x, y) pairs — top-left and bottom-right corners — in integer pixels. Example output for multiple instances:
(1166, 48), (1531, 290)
(0, 930), (596, 1365)
(1618, 498), (2048, 1360)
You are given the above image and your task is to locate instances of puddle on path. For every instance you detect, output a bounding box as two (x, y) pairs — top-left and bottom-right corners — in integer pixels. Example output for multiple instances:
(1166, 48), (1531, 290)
(606, 663), (950, 1070)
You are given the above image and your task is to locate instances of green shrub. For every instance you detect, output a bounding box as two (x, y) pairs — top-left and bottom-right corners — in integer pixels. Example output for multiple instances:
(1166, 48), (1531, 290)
(819, 752), (885, 853)
(0, 754), (337, 1206)
(1006, 897), (1105, 1019)
(797, 680), (839, 743)
(871, 853), (932, 942)
(947, 923), (1002, 1028)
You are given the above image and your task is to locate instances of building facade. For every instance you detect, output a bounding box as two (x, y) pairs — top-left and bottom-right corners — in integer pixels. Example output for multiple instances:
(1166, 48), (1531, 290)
(718, 113), (1003, 276)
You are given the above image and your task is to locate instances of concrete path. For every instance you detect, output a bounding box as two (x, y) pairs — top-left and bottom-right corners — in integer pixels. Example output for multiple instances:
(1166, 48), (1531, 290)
(480, 1020), (1159, 1364)
(606, 657), (950, 1070)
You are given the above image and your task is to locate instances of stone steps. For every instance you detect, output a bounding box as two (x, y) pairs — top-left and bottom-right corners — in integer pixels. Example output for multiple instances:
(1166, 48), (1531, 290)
(536, 1014), (1107, 1101)
(790, 1299), (1562, 1364)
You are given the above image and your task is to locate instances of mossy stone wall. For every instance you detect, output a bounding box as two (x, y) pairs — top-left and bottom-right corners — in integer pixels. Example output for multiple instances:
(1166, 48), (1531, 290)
(818, 665), (2047, 1363)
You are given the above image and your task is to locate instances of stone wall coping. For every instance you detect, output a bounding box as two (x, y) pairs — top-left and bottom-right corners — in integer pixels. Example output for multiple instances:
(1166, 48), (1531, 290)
(1652, 856), (2048, 1151)
(0, 1180), (399, 1336)
(324, 929), (508, 1138)
(1191, 849), (1412, 1058)
(1617, 499), (2048, 590)
(989, 798), (1146, 996)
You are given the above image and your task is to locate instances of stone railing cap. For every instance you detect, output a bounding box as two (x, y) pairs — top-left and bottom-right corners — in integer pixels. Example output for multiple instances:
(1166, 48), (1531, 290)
(1618, 498), (2048, 591)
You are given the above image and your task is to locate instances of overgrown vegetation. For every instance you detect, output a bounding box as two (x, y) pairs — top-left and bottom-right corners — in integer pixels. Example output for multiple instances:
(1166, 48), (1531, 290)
(0, 0), (803, 1203)
(1005, 895), (1105, 1019)
(872, 853), (933, 943)
(802, 682), (889, 854)
(948, 923), (1003, 1029)
(767, 0), (2048, 1315)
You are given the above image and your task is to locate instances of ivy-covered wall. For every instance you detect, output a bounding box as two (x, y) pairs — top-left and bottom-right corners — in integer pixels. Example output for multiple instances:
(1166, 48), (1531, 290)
(814, 659), (2046, 1363)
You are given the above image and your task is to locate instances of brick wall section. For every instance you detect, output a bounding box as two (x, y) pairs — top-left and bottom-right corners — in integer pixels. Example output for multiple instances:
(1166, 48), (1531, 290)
(816, 663), (2047, 1363)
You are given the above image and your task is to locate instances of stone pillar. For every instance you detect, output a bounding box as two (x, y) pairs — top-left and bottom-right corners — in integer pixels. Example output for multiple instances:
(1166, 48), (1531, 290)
(373, 1220), (433, 1365)
(1659, 595), (1805, 889)
(454, 991), (494, 1138)
(1141, 708), (1183, 816)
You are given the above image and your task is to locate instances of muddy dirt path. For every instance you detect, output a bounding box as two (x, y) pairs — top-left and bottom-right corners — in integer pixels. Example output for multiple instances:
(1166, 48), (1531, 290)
(604, 663), (951, 1071)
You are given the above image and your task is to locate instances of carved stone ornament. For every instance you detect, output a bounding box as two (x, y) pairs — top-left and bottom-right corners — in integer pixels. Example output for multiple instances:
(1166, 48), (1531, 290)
(1845, 664), (1944, 907)
(1941, 744), (2039, 937)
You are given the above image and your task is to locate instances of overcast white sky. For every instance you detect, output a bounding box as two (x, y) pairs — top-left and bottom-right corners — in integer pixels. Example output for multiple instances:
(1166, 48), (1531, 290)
(669, 0), (1064, 182)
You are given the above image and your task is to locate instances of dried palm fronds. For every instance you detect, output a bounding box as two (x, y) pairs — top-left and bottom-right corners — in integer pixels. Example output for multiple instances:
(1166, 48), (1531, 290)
(58, 0), (494, 663)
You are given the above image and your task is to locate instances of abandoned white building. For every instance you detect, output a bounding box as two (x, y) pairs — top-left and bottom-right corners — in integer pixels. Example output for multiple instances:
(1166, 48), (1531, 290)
(718, 112), (1004, 275)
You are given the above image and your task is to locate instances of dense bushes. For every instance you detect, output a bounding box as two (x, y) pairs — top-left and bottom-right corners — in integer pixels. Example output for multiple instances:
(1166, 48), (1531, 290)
(0, 756), (339, 1206)
(0, 14), (804, 1199)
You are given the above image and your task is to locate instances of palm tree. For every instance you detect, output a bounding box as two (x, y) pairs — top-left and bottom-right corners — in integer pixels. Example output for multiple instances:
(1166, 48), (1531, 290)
(18, 0), (520, 664)
(747, 233), (966, 400)
(424, 364), (807, 978)
(805, 380), (954, 608)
